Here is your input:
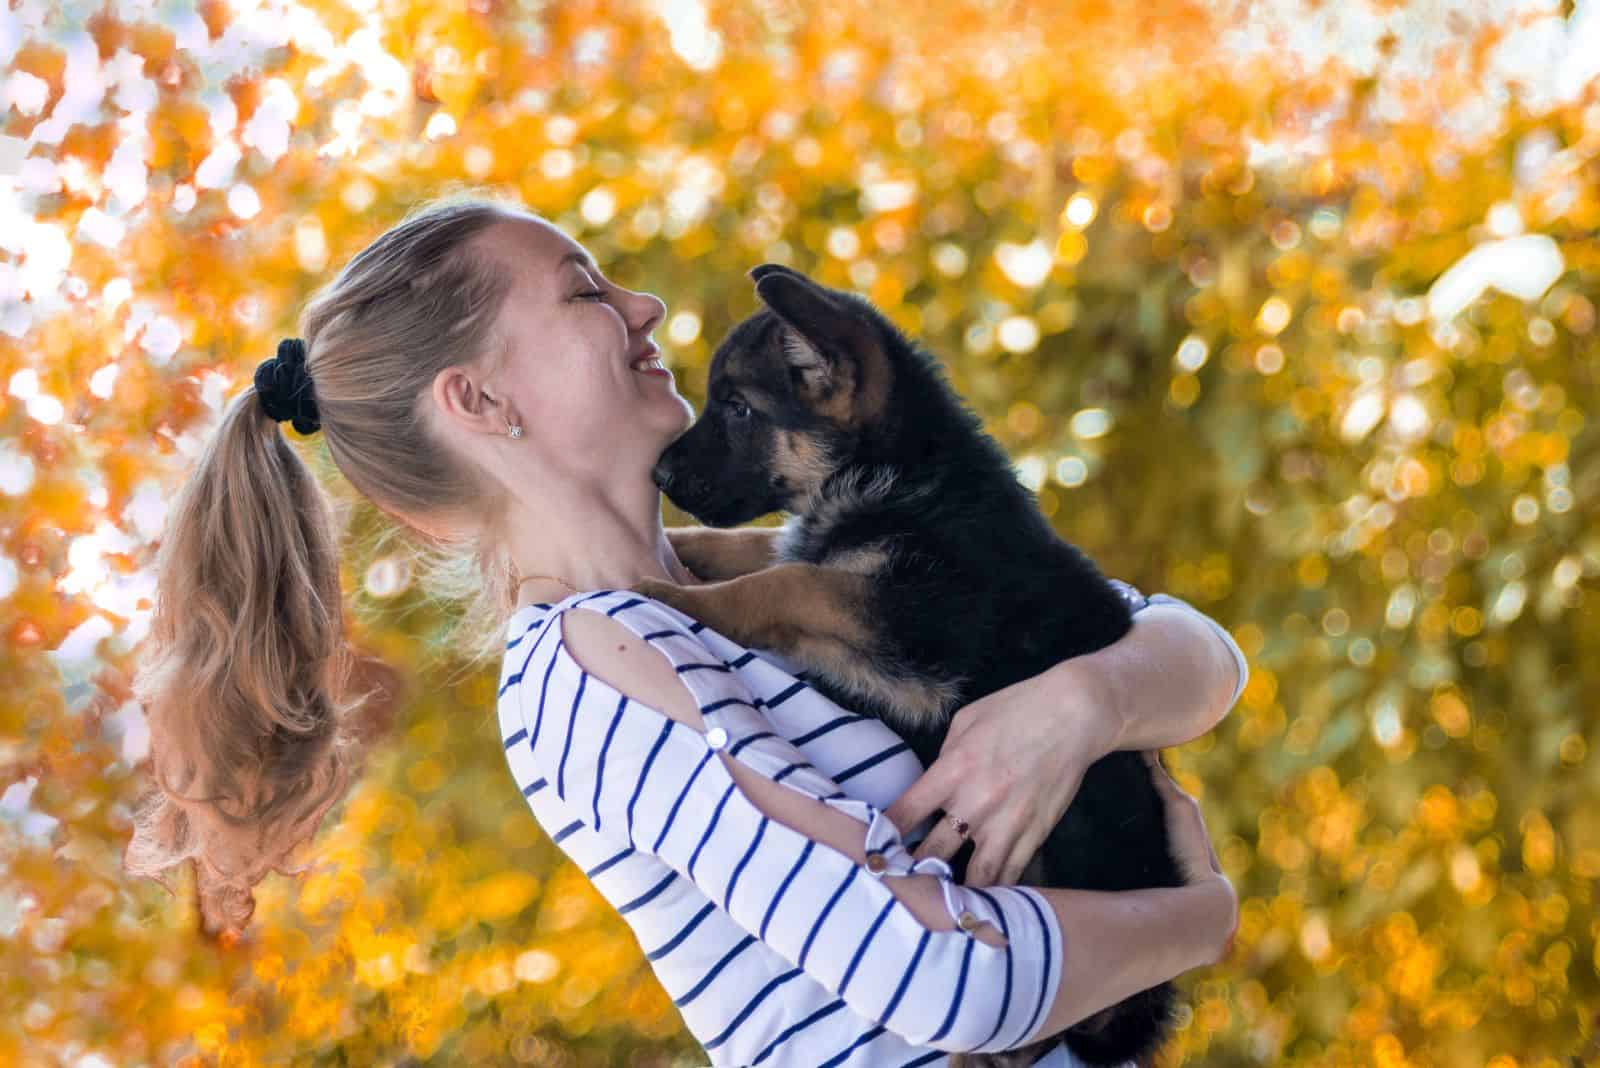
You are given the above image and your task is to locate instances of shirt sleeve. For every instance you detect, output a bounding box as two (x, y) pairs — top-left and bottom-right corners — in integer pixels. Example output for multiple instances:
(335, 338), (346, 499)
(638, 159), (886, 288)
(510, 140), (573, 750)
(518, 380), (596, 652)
(519, 601), (1066, 1055)
(1111, 578), (1249, 712)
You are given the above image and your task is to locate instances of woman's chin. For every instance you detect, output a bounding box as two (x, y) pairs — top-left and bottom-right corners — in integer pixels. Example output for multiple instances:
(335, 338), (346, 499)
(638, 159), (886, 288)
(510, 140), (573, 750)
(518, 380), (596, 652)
(659, 393), (695, 433)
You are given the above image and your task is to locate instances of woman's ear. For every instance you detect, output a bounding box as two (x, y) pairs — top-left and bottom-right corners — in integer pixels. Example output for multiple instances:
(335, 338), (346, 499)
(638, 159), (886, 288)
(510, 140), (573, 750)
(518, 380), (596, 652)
(431, 365), (507, 437)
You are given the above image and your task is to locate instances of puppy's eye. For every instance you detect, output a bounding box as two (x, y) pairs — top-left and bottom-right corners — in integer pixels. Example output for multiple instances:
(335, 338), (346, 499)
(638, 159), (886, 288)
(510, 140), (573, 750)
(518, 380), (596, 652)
(726, 398), (751, 419)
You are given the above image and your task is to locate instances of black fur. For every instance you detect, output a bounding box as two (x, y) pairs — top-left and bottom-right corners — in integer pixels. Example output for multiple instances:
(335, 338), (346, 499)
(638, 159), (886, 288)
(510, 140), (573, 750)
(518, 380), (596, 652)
(652, 265), (1186, 1066)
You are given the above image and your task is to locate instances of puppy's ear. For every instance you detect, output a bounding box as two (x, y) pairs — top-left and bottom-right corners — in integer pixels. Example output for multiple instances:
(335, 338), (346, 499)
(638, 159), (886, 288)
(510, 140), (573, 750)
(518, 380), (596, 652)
(748, 263), (806, 284)
(753, 268), (890, 426)
(753, 269), (850, 398)
(778, 324), (834, 397)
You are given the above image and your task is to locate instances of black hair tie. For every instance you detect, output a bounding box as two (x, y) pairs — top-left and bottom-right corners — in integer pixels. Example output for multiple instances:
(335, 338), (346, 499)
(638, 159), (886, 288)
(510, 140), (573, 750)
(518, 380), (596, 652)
(255, 337), (321, 435)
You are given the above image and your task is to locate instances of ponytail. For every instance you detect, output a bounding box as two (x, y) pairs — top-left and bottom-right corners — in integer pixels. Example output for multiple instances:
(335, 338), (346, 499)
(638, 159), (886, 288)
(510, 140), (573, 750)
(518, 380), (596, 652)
(124, 383), (370, 938)
(125, 195), (523, 937)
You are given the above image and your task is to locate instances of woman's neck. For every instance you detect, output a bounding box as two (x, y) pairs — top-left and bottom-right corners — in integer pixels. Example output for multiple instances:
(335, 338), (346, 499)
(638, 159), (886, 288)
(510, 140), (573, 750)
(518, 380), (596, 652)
(502, 508), (697, 607)
(503, 469), (702, 609)
(512, 531), (702, 608)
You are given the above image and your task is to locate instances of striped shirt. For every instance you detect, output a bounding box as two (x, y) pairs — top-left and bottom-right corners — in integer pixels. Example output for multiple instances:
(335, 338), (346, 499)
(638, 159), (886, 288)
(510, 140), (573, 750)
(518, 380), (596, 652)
(498, 580), (1247, 1068)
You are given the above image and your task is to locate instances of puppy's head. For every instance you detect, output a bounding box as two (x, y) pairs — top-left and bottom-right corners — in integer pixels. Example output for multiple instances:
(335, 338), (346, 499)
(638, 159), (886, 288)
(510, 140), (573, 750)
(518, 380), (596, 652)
(652, 264), (893, 526)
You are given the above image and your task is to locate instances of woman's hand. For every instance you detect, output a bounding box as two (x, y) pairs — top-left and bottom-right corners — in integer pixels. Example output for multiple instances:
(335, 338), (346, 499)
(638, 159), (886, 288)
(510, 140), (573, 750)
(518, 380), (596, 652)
(1142, 749), (1221, 884)
(1144, 749), (1238, 963)
(882, 662), (1123, 887)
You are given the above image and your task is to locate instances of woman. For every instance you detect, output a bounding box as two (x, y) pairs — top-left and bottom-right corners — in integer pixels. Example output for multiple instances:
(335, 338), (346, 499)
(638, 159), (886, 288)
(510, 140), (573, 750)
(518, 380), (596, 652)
(129, 196), (1243, 1066)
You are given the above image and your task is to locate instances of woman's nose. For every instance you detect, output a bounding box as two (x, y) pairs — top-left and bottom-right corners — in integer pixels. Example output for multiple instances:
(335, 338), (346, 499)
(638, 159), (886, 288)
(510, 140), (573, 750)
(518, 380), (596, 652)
(628, 290), (667, 334)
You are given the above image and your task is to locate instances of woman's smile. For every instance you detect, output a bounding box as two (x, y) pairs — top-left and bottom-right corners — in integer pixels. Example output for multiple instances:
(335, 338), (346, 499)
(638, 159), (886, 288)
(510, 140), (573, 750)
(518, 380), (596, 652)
(630, 340), (671, 377)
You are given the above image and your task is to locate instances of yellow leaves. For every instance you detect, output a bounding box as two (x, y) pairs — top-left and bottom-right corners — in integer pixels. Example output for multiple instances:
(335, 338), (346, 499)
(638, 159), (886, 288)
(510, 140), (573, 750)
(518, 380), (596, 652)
(1429, 690), (1472, 738)
(1296, 553), (1329, 588)
(1417, 785), (1460, 839)
(1521, 811), (1558, 877)
(296, 865), (365, 921)
(0, 2), (1595, 1066)
(351, 928), (415, 989)
(1071, 154), (1116, 186)
(1053, 228), (1088, 265)
(467, 871), (543, 922)
(1241, 666), (1277, 711)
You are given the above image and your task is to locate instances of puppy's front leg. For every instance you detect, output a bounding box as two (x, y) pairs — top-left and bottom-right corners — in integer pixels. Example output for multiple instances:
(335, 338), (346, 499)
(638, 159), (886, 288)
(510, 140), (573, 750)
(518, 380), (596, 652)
(635, 562), (870, 650)
(665, 525), (784, 581)
(634, 564), (962, 731)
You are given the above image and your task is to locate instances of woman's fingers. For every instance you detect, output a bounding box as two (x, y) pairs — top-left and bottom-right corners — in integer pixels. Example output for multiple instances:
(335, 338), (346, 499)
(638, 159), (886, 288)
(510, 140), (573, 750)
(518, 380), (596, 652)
(963, 807), (1019, 884)
(910, 808), (967, 862)
(1201, 796), (1223, 875)
(883, 760), (959, 843)
(945, 794), (1053, 887)
(1144, 749), (1224, 885)
(995, 830), (1042, 886)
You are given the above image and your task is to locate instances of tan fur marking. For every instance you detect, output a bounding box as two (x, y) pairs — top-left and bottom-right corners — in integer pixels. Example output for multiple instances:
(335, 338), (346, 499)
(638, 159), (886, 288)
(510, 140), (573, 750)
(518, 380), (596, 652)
(666, 526), (782, 581)
(846, 337), (890, 428)
(778, 635), (962, 732)
(824, 543), (890, 576)
(632, 564), (873, 651)
(634, 561), (962, 731)
(773, 430), (836, 499)
(815, 374), (856, 423)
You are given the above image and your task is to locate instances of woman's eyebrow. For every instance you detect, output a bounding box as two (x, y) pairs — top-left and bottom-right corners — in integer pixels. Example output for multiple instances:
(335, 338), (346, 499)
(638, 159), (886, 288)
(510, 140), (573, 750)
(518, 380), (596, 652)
(559, 250), (599, 272)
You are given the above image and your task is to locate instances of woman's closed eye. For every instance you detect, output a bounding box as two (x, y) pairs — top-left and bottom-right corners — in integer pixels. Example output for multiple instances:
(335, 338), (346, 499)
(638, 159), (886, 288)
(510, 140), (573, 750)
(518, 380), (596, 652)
(574, 289), (608, 301)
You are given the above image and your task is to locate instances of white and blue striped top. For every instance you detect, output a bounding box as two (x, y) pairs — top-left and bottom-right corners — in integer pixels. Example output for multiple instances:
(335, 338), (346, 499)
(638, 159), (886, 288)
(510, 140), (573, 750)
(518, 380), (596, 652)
(497, 580), (1248, 1068)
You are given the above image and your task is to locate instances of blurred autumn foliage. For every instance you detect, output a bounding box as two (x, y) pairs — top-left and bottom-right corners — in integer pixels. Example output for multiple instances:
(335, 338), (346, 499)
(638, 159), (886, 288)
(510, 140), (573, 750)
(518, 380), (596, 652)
(2, 0), (1598, 1065)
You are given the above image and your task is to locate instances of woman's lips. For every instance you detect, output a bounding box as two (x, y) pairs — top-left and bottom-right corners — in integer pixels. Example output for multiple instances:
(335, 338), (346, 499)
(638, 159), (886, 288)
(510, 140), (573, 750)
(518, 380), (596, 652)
(631, 342), (670, 376)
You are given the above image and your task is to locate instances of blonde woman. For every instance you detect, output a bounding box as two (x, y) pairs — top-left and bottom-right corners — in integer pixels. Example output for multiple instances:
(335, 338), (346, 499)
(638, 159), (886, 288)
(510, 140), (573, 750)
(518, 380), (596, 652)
(131, 197), (1243, 1067)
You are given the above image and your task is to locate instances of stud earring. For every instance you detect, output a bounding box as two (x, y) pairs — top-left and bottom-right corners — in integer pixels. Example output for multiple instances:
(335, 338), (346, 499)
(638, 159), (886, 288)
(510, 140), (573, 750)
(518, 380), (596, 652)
(508, 423), (524, 439)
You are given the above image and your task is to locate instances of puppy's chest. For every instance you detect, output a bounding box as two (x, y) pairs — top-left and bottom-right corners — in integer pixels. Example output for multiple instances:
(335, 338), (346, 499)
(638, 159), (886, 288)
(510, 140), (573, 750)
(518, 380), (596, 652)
(773, 518), (888, 575)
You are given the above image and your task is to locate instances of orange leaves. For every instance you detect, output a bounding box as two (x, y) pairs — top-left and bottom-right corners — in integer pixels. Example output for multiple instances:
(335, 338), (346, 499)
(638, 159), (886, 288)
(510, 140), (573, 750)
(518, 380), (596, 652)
(409, 7), (503, 115)
(196, 0), (231, 41)
(148, 98), (213, 172)
(8, 39), (66, 96)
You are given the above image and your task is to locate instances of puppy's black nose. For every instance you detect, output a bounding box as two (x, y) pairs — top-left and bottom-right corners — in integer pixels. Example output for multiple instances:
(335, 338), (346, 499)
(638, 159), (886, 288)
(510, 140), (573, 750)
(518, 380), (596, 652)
(650, 459), (674, 492)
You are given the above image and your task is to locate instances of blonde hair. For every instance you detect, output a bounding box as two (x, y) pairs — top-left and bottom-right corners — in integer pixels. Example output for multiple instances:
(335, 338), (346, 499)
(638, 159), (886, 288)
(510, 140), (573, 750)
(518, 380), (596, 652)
(125, 195), (529, 937)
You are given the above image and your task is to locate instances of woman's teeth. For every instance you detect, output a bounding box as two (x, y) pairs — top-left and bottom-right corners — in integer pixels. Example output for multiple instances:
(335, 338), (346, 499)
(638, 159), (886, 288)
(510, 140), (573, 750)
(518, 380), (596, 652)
(632, 357), (666, 372)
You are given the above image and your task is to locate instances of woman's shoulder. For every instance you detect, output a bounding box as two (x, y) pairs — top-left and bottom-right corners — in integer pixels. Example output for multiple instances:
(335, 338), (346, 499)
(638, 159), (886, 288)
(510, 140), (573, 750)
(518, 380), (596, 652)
(506, 587), (697, 649)
(502, 586), (734, 693)
(498, 587), (724, 750)
(502, 585), (819, 714)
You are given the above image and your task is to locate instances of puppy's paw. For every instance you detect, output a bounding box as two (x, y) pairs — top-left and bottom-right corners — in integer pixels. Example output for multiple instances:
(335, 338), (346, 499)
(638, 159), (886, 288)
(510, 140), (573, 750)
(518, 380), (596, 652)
(665, 526), (781, 581)
(631, 577), (755, 644)
(663, 527), (721, 580)
(632, 576), (695, 613)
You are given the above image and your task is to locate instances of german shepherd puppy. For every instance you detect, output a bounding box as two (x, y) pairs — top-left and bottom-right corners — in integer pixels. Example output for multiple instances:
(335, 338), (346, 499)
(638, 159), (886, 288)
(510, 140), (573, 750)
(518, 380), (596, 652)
(638, 263), (1183, 1068)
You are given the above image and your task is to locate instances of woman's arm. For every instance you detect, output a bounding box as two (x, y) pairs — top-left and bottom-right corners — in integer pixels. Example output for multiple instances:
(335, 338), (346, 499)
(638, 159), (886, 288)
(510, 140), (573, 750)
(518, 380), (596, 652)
(1032, 591), (1249, 753)
(728, 744), (1230, 1043)
(887, 586), (1249, 885)
(544, 604), (1216, 1048)
(1029, 878), (1233, 1042)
